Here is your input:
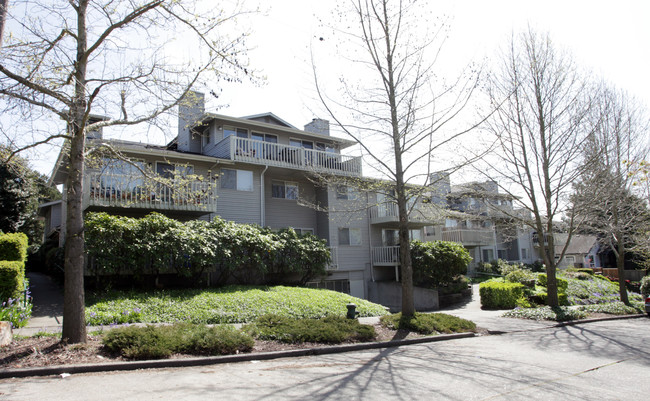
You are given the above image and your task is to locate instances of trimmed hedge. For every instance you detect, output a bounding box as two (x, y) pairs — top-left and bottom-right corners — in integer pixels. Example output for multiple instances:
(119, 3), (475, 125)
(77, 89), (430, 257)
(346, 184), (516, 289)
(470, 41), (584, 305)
(641, 276), (650, 297)
(479, 281), (525, 309)
(537, 273), (568, 292)
(0, 260), (25, 301)
(0, 233), (28, 262)
(530, 291), (569, 306)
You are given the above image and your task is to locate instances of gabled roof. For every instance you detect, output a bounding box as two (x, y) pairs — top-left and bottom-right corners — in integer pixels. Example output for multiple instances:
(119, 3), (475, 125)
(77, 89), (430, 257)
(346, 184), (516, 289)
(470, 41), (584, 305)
(554, 233), (598, 255)
(239, 112), (297, 129)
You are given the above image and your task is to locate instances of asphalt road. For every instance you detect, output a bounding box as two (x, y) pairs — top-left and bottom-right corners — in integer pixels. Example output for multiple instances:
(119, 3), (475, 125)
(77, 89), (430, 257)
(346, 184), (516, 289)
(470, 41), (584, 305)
(1, 318), (649, 400)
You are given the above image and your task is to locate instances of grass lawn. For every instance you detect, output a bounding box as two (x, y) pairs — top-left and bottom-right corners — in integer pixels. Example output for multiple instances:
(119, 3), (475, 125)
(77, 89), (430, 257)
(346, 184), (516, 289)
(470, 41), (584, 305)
(85, 285), (389, 325)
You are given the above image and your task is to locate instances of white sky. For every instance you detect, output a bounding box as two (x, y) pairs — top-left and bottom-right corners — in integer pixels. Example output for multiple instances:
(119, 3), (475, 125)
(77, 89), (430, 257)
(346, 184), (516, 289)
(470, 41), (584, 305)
(25, 0), (650, 176)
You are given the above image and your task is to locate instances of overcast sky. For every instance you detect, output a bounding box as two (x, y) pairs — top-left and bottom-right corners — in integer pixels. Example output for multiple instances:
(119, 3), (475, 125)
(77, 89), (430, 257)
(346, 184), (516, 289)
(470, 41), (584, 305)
(25, 0), (650, 176)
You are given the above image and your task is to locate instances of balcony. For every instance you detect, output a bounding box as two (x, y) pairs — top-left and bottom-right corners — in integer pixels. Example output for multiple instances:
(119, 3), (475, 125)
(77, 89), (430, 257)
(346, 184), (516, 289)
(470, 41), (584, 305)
(214, 136), (362, 176)
(441, 228), (494, 246)
(85, 172), (217, 214)
(368, 203), (438, 227)
(371, 246), (400, 266)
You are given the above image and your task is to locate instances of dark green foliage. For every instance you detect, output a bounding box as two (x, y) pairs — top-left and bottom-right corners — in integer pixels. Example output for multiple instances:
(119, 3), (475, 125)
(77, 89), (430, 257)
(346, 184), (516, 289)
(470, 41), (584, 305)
(0, 147), (61, 244)
(411, 240), (471, 288)
(0, 232), (28, 262)
(246, 314), (376, 344)
(84, 212), (329, 287)
(0, 260), (25, 302)
(479, 281), (525, 309)
(504, 306), (588, 321)
(380, 312), (476, 334)
(530, 291), (569, 306)
(102, 323), (254, 359)
(438, 275), (470, 295)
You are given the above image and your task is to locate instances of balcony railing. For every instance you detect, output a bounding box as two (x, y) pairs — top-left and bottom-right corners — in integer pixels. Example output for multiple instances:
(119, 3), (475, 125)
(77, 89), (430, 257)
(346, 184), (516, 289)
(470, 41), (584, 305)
(85, 172), (217, 212)
(441, 228), (494, 246)
(371, 246), (400, 266)
(368, 203), (438, 225)
(214, 136), (362, 176)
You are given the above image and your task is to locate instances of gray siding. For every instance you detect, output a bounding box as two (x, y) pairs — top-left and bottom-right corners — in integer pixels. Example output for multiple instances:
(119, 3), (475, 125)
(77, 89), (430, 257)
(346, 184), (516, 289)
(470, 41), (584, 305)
(327, 188), (371, 272)
(265, 174), (318, 232)
(216, 166), (262, 225)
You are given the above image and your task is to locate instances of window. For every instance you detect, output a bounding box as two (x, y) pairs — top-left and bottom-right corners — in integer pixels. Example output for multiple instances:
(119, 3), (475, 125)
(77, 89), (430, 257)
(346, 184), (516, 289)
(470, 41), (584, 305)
(306, 280), (350, 294)
(497, 250), (507, 260)
(224, 126), (248, 139)
(220, 169), (253, 191)
(565, 256), (575, 265)
(521, 248), (528, 259)
(336, 185), (358, 200)
(292, 228), (314, 236)
(156, 162), (193, 178)
(339, 228), (362, 246)
(272, 180), (298, 199)
(482, 249), (494, 262)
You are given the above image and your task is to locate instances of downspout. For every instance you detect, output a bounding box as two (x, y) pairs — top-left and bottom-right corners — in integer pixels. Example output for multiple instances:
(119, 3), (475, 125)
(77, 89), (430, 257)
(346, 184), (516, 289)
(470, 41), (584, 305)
(260, 165), (268, 226)
(367, 191), (375, 282)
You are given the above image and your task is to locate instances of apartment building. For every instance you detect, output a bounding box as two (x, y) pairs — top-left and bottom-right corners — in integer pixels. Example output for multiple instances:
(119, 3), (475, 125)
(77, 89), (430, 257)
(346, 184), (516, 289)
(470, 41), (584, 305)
(43, 92), (447, 306)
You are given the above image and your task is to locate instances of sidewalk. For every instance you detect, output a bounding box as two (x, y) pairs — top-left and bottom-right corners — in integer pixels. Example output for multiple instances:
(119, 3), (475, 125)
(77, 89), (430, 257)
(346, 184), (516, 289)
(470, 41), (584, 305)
(17, 272), (64, 336)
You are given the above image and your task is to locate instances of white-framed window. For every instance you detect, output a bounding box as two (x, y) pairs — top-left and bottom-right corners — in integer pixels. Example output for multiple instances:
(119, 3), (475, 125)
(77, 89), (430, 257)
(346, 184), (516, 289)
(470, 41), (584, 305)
(336, 185), (358, 200)
(339, 227), (362, 246)
(220, 168), (253, 191)
(272, 180), (298, 199)
(565, 256), (575, 265)
(292, 228), (314, 235)
(290, 138), (313, 149)
(521, 248), (528, 259)
(482, 249), (494, 262)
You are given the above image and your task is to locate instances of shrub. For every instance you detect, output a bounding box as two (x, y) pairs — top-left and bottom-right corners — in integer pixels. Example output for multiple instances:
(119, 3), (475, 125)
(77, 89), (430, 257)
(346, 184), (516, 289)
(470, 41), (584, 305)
(246, 314), (375, 344)
(504, 269), (537, 288)
(640, 276), (650, 297)
(102, 323), (254, 359)
(479, 281), (525, 309)
(497, 261), (525, 276)
(537, 274), (568, 292)
(0, 233), (28, 262)
(529, 291), (569, 306)
(380, 312), (476, 334)
(0, 260), (25, 302)
(578, 302), (644, 315)
(525, 260), (546, 273)
(438, 275), (470, 295)
(411, 240), (471, 288)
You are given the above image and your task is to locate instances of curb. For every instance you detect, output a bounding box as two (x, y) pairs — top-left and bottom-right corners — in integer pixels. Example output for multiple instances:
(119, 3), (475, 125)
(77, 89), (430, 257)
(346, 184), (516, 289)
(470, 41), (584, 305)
(0, 332), (475, 379)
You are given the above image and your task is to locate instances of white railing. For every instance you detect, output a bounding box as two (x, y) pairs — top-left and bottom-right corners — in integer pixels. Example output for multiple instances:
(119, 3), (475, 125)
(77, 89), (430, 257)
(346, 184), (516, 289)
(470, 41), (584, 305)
(371, 246), (400, 265)
(368, 203), (438, 223)
(328, 247), (339, 270)
(442, 228), (493, 246)
(86, 172), (217, 211)
(218, 136), (362, 176)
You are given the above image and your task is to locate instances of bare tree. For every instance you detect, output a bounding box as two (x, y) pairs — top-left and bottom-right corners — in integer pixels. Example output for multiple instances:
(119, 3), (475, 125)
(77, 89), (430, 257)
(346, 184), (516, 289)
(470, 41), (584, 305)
(0, 0), (250, 343)
(573, 86), (650, 304)
(314, 0), (481, 315)
(480, 30), (595, 307)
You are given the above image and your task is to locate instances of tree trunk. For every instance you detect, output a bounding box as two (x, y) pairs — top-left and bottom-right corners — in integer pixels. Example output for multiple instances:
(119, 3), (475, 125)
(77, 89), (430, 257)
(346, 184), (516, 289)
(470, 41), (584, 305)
(616, 238), (629, 305)
(543, 233), (559, 307)
(62, 0), (88, 344)
(398, 192), (414, 316)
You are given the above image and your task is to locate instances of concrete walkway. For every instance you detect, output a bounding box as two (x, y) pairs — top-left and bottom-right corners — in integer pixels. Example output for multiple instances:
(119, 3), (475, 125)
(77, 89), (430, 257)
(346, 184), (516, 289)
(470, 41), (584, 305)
(20, 272), (64, 334)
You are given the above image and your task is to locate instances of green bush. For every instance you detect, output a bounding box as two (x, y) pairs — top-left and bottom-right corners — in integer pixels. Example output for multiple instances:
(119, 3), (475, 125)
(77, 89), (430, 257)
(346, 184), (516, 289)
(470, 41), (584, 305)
(380, 312), (476, 334)
(566, 267), (594, 275)
(246, 314), (375, 344)
(0, 260), (25, 302)
(411, 240), (471, 288)
(640, 276), (650, 297)
(0, 233), (28, 262)
(529, 291), (569, 306)
(504, 269), (537, 287)
(102, 323), (254, 359)
(578, 302), (644, 315)
(85, 212), (329, 288)
(0, 296), (32, 328)
(479, 281), (525, 309)
(537, 273), (568, 292)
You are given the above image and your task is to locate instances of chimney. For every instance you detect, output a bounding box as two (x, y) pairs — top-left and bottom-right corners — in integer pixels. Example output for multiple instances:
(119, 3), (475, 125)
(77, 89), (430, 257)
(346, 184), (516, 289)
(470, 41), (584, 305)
(177, 91), (205, 152)
(304, 118), (329, 136)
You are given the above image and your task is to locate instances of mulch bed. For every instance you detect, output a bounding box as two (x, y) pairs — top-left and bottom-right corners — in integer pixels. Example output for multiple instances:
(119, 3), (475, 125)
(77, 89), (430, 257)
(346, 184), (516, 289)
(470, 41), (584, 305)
(0, 323), (436, 370)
